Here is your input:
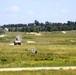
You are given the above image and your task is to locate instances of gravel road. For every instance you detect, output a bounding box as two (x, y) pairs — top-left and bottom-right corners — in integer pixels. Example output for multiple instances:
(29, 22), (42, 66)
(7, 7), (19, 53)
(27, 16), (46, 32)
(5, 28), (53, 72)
(0, 67), (76, 71)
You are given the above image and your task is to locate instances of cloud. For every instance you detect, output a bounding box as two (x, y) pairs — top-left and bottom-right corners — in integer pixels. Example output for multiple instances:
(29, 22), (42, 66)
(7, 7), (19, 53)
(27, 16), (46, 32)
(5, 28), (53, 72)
(6, 5), (20, 12)
(61, 8), (69, 14)
(27, 11), (35, 16)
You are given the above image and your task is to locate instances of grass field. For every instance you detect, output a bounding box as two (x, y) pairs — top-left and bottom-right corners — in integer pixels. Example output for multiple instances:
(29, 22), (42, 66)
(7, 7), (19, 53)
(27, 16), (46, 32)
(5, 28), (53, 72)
(0, 31), (76, 67)
(0, 70), (76, 75)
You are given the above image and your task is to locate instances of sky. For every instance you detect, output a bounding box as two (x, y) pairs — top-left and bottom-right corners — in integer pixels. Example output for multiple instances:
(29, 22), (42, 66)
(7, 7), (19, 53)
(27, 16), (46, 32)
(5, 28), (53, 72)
(0, 0), (76, 25)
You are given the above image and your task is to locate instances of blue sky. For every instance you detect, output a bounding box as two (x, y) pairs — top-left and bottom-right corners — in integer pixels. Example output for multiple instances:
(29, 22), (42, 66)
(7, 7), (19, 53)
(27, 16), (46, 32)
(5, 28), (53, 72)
(0, 0), (76, 25)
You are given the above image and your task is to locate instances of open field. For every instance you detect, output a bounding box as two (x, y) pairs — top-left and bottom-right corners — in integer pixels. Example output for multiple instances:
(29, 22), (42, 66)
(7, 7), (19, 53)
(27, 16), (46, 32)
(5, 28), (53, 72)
(0, 70), (76, 75)
(0, 31), (76, 67)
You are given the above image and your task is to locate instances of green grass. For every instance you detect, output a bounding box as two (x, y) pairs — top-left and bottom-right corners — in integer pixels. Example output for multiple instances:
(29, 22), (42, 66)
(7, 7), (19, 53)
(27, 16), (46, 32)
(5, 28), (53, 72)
(0, 70), (76, 75)
(0, 31), (76, 67)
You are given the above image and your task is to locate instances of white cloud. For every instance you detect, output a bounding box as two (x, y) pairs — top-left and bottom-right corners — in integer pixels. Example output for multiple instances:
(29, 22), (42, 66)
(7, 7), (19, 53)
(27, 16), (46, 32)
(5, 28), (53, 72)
(61, 8), (69, 14)
(27, 11), (35, 16)
(6, 5), (20, 12)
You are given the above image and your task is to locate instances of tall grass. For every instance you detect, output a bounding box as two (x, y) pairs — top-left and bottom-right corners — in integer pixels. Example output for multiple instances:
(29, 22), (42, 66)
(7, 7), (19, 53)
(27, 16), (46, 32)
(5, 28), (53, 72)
(0, 31), (76, 67)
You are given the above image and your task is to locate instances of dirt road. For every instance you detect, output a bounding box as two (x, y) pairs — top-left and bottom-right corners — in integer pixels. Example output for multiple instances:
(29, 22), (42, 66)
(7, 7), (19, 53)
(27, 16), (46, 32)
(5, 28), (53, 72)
(0, 67), (76, 71)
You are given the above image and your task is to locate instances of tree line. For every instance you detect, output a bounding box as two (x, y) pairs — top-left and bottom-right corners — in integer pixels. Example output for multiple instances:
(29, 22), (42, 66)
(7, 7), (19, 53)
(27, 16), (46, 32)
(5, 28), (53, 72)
(1, 20), (76, 32)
